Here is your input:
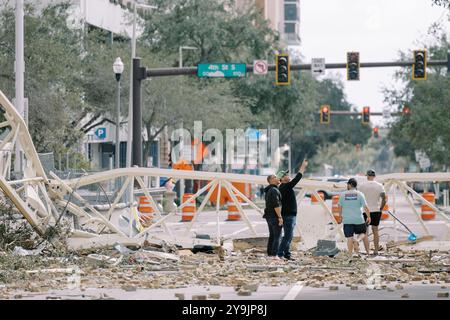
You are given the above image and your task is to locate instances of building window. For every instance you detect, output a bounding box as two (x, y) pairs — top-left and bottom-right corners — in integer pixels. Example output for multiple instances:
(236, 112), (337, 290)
(284, 22), (296, 34)
(284, 3), (298, 21)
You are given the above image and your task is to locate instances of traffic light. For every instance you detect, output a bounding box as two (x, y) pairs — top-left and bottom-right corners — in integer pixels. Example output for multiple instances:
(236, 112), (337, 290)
(362, 107), (370, 124)
(346, 52), (360, 80)
(276, 54), (290, 85)
(373, 127), (379, 138)
(403, 106), (411, 115)
(320, 105), (330, 124)
(412, 50), (427, 80)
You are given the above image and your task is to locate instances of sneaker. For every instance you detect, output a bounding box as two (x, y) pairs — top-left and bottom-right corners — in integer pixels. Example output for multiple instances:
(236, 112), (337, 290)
(284, 256), (295, 261)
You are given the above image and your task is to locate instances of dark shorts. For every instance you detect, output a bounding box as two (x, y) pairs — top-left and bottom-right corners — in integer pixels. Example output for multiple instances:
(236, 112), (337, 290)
(343, 223), (367, 238)
(363, 211), (382, 227)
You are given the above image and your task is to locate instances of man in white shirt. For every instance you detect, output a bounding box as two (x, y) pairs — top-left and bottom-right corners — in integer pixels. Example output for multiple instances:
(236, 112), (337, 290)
(358, 170), (387, 255)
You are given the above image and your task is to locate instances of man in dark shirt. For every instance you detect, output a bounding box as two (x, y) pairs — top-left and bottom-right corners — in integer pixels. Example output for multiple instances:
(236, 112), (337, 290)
(277, 159), (308, 260)
(263, 174), (283, 258)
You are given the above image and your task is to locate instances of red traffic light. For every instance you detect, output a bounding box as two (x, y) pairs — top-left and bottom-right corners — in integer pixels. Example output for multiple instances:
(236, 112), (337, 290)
(362, 107), (370, 124)
(320, 105), (330, 124)
(373, 127), (379, 133)
(403, 106), (411, 114)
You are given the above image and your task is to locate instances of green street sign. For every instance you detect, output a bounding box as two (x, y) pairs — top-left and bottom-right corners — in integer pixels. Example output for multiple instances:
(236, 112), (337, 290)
(197, 63), (246, 78)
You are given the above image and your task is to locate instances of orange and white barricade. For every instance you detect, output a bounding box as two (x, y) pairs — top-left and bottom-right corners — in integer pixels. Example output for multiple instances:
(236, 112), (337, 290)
(181, 193), (196, 222)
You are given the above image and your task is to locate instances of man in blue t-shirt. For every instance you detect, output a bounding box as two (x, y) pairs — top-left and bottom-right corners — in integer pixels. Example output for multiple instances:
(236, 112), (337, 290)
(338, 178), (371, 256)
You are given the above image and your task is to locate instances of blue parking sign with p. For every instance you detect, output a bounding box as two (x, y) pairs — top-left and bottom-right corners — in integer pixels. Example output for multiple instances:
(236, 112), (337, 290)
(95, 128), (106, 139)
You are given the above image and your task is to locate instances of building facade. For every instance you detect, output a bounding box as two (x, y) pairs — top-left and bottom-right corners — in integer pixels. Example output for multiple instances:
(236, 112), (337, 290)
(236, 0), (301, 46)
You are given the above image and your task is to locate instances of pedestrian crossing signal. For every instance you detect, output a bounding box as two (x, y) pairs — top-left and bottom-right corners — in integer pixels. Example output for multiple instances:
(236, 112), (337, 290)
(412, 50), (427, 80)
(276, 54), (290, 85)
(320, 105), (330, 124)
(362, 107), (370, 124)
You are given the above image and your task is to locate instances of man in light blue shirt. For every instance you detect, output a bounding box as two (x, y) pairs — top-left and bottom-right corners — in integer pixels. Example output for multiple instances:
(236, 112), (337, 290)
(338, 178), (371, 256)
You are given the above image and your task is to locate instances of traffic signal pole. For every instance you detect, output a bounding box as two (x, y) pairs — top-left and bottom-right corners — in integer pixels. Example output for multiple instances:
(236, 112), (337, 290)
(132, 57), (449, 167)
(143, 59), (448, 77)
(319, 111), (404, 116)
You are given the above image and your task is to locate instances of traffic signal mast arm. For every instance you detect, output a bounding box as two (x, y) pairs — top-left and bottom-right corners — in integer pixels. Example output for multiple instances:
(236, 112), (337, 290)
(317, 111), (405, 116)
(143, 59), (448, 78)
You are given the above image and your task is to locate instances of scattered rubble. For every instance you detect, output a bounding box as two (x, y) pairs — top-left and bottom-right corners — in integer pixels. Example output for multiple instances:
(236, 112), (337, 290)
(174, 293), (185, 300)
(0, 240), (449, 299)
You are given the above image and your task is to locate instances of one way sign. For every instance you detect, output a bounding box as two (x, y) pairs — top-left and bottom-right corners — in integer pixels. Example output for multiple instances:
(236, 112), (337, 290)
(311, 58), (326, 76)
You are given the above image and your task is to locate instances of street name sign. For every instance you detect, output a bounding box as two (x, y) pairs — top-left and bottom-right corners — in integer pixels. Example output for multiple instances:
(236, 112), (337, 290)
(197, 63), (246, 78)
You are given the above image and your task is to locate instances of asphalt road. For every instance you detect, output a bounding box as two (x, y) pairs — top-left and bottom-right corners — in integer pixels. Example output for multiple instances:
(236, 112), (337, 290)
(11, 282), (450, 300)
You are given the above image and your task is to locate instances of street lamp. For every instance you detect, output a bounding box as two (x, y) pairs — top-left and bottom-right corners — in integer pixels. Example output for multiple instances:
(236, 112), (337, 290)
(179, 46), (198, 68)
(127, 1), (157, 170)
(113, 57), (124, 170)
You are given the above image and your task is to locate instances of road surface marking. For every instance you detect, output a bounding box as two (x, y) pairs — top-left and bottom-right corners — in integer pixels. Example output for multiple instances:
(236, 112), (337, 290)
(283, 281), (304, 300)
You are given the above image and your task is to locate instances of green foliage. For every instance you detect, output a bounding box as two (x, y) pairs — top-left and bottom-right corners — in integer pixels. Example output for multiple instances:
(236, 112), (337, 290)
(311, 136), (410, 176)
(385, 32), (450, 168)
(143, 0), (276, 65)
(234, 73), (372, 169)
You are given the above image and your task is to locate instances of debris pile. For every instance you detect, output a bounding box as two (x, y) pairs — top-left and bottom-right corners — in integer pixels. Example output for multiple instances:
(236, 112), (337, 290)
(0, 240), (449, 299)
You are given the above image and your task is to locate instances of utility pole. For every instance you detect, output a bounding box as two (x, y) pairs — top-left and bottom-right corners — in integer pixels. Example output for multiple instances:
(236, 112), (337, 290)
(126, 1), (137, 170)
(14, 0), (25, 178)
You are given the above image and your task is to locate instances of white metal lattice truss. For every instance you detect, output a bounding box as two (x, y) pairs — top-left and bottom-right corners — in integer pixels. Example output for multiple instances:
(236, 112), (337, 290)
(0, 90), (449, 250)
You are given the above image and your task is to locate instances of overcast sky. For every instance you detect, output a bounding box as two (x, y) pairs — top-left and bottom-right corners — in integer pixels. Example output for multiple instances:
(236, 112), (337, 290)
(299, 0), (449, 125)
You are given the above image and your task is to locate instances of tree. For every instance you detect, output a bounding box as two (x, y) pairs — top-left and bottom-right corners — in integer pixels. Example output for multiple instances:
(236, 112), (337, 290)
(311, 136), (410, 176)
(0, 3), (84, 157)
(234, 71), (372, 170)
(384, 31), (450, 169)
(142, 0), (276, 65)
(431, 0), (450, 10)
(0, 2), (133, 168)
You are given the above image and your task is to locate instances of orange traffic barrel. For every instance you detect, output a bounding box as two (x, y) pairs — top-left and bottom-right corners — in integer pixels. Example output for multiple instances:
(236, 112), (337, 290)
(311, 192), (325, 204)
(181, 193), (196, 222)
(331, 195), (341, 223)
(227, 196), (246, 221)
(138, 196), (154, 226)
(421, 192), (436, 220)
(381, 195), (389, 220)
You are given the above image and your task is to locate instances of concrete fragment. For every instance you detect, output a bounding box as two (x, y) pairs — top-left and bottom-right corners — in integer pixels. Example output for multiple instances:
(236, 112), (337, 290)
(395, 284), (404, 290)
(329, 286), (339, 291)
(243, 283), (259, 292)
(401, 293), (409, 298)
(121, 285), (137, 292)
(313, 240), (339, 257)
(437, 292), (449, 298)
(178, 249), (193, 256)
(351, 285), (358, 290)
(174, 293), (185, 300)
(237, 289), (251, 296)
(192, 295), (207, 300)
(208, 293), (221, 299)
